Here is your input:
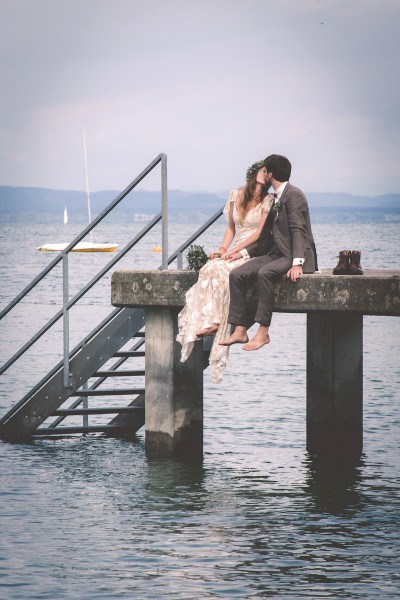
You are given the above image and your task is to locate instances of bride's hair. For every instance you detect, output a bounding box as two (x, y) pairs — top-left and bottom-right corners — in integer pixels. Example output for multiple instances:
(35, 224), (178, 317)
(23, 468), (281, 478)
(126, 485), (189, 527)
(238, 171), (269, 225)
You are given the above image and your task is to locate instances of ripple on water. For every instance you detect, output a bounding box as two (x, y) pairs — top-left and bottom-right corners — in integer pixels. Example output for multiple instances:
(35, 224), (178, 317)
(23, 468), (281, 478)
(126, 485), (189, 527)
(0, 223), (399, 599)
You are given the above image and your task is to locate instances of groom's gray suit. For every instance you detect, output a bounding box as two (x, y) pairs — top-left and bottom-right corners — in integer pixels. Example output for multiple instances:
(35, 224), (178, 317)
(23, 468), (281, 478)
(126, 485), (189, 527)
(228, 182), (318, 327)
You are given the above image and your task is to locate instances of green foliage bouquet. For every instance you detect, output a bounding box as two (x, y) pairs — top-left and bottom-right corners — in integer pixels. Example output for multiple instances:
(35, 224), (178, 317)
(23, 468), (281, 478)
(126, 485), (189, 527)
(186, 244), (208, 273)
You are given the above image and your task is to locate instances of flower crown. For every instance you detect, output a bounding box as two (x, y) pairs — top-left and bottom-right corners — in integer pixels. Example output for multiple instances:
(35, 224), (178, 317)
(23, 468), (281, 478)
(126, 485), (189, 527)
(246, 160), (265, 181)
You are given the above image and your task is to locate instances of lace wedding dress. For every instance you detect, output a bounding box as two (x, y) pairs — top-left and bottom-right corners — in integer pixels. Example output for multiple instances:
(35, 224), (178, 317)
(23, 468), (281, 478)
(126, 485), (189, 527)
(177, 189), (272, 383)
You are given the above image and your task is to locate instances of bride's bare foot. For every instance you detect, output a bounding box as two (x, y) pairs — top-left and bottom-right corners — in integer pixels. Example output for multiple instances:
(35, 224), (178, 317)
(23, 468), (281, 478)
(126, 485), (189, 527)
(219, 328), (249, 346)
(242, 330), (270, 351)
(196, 324), (219, 338)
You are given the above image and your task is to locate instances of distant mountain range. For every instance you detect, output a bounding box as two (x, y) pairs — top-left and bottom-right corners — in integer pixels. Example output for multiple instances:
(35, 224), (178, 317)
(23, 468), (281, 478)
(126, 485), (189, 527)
(0, 186), (399, 224)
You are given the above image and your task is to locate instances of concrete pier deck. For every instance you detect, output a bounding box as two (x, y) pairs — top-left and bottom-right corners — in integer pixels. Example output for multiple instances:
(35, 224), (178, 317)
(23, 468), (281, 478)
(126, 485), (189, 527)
(112, 268), (399, 459)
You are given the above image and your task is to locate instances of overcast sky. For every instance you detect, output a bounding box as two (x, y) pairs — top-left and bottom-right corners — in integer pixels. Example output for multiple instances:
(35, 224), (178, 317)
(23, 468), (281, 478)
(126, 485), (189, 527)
(0, 0), (399, 195)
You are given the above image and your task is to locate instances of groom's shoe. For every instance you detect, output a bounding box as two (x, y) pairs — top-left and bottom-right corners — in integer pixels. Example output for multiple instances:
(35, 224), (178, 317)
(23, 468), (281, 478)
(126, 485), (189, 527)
(348, 250), (363, 275)
(333, 250), (350, 275)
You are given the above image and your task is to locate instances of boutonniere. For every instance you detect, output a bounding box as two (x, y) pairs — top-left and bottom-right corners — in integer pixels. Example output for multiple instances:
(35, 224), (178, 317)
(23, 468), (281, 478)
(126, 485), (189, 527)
(273, 201), (282, 214)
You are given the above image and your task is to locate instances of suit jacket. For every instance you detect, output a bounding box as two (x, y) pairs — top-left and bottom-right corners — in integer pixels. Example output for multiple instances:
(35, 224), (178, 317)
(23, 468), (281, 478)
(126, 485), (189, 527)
(248, 183), (318, 273)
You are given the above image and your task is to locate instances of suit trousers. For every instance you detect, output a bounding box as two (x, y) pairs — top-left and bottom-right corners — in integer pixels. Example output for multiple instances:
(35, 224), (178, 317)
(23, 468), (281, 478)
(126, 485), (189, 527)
(228, 250), (292, 327)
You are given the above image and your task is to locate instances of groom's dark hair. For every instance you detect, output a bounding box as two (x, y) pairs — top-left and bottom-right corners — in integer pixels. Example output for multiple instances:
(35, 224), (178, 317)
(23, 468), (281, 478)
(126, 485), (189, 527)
(264, 154), (291, 182)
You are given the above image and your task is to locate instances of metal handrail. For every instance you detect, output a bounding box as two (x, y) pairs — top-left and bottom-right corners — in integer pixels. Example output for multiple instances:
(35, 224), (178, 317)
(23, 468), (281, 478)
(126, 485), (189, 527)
(0, 153), (167, 321)
(0, 154), (167, 384)
(0, 149), (226, 426)
(2, 205), (225, 393)
(167, 206), (224, 266)
(0, 212), (162, 377)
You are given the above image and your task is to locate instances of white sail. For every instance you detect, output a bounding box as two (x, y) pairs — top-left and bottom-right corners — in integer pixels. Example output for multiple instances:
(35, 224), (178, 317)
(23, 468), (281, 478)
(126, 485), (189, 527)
(82, 126), (93, 243)
(37, 128), (119, 253)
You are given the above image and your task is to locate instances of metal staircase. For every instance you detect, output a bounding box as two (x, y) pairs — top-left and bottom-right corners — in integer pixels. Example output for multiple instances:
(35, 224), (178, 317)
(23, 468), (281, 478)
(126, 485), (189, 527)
(0, 154), (223, 442)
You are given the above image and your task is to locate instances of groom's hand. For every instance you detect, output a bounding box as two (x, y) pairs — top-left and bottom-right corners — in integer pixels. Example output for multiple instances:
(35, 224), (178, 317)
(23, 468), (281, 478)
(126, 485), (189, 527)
(227, 251), (242, 263)
(286, 265), (303, 282)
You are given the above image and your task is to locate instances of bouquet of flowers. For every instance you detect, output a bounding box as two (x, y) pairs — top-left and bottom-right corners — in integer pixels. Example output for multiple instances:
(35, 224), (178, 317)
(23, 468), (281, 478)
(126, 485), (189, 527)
(186, 244), (208, 273)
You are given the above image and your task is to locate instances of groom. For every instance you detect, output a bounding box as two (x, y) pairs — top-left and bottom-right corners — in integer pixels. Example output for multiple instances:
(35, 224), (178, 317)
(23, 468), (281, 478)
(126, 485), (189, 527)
(220, 154), (318, 351)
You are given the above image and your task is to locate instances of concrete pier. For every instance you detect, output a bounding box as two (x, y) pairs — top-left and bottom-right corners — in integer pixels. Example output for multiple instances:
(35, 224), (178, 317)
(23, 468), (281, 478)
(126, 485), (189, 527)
(112, 270), (203, 458)
(144, 305), (203, 459)
(111, 268), (400, 459)
(306, 312), (363, 457)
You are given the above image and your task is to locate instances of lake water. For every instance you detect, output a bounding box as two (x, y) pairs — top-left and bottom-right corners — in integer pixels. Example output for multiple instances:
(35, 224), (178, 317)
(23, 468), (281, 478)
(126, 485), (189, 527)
(0, 219), (399, 599)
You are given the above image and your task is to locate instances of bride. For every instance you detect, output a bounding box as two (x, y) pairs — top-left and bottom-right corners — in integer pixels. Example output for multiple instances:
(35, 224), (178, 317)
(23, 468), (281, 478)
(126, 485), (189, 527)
(176, 160), (273, 383)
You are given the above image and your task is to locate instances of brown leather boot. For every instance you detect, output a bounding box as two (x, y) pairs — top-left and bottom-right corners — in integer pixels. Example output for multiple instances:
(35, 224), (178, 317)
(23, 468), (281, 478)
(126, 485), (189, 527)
(333, 250), (350, 274)
(348, 250), (363, 275)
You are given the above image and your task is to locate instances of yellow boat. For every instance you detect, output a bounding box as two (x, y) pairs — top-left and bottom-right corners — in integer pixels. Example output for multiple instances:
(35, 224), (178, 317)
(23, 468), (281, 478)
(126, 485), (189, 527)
(37, 242), (119, 252)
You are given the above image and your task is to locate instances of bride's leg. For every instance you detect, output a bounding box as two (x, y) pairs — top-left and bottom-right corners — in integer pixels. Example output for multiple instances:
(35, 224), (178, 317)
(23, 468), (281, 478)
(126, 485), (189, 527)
(196, 323), (219, 338)
(195, 258), (242, 340)
(194, 260), (221, 335)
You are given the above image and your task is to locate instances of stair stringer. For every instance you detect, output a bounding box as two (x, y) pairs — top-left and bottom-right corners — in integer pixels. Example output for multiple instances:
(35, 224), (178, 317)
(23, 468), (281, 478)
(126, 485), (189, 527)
(0, 308), (145, 441)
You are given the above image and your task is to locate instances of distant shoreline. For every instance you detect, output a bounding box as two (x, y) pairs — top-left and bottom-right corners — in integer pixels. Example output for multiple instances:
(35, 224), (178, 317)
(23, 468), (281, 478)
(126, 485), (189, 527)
(1, 211), (399, 225)
(0, 186), (399, 224)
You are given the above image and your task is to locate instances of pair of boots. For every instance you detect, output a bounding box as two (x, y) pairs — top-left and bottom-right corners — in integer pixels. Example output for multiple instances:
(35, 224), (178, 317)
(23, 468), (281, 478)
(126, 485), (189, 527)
(333, 250), (363, 275)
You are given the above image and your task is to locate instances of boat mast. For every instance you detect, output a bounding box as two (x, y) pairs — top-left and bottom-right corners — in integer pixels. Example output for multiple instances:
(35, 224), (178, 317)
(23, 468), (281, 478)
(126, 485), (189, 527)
(82, 126), (93, 243)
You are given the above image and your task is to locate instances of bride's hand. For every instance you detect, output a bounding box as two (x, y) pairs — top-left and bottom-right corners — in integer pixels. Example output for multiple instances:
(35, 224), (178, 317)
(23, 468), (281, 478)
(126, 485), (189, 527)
(209, 250), (223, 259)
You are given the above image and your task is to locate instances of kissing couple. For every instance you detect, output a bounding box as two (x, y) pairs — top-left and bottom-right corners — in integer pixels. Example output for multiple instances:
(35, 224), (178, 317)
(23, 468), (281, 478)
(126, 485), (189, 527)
(176, 154), (318, 384)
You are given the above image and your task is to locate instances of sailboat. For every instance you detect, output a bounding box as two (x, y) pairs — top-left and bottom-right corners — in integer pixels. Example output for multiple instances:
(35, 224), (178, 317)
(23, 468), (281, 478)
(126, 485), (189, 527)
(37, 128), (119, 253)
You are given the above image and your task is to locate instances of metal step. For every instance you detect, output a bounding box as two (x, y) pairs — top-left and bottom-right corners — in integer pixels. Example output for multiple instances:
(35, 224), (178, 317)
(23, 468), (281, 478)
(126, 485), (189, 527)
(0, 307), (146, 441)
(52, 406), (144, 416)
(92, 370), (145, 377)
(113, 351), (145, 357)
(32, 424), (139, 436)
(71, 388), (145, 397)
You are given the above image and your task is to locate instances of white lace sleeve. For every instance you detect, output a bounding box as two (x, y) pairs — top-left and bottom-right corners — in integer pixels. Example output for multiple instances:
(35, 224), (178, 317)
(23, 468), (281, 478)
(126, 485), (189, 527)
(261, 193), (274, 213)
(223, 189), (239, 215)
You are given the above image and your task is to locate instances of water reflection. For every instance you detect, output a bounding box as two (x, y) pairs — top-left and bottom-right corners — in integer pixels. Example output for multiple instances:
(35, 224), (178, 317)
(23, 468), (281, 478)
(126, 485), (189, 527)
(144, 457), (208, 513)
(303, 454), (365, 514)
(2, 432), (400, 599)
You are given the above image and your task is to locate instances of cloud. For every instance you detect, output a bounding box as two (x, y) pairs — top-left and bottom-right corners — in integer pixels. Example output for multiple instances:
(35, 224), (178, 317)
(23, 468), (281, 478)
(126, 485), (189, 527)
(0, 0), (399, 195)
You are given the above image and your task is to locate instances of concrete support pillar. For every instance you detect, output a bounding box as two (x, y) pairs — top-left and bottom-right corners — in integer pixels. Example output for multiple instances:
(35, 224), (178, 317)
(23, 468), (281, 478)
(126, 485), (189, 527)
(306, 312), (363, 458)
(144, 307), (203, 459)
